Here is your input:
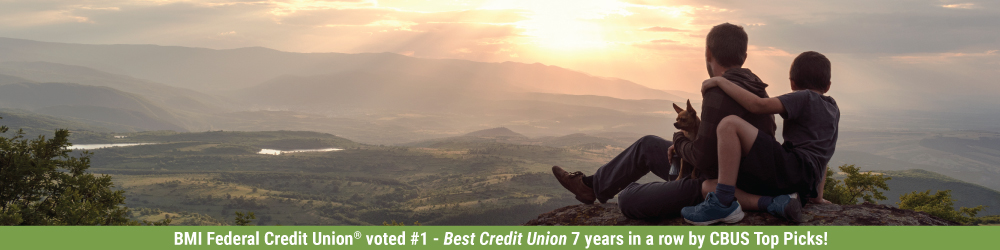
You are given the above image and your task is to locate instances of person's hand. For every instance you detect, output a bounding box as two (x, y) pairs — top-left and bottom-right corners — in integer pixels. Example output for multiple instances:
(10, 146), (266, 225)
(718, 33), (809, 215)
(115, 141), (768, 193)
(701, 76), (725, 93)
(667, 145), (676, 162)
(809, 198), (832, 204)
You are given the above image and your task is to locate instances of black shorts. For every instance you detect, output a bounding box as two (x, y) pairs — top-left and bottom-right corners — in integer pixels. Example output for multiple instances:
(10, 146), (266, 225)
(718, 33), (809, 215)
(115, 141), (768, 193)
(735, 130), (809, 197)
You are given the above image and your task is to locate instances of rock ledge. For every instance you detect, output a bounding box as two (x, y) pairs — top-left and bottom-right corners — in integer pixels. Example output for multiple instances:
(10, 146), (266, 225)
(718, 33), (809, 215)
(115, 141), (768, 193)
(524, 202), (957, 225)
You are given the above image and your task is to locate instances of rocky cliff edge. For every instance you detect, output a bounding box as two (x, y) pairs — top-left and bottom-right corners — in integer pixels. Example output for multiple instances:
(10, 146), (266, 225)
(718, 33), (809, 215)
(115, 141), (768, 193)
(524, 203), (957, 225)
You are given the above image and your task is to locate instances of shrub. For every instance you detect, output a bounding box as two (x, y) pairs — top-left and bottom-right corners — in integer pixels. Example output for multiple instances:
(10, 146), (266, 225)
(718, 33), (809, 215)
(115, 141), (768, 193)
(823, 164), (891, 205)
(897, 190), (985, 225)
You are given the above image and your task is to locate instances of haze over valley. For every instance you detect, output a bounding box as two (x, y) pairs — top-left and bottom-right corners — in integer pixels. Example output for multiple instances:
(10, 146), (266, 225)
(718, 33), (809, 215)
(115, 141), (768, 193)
(1, 38), (999, 224)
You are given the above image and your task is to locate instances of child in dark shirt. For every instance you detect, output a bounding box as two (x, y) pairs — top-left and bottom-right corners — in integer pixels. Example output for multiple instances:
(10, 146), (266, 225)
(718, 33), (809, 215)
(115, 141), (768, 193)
(681, 51), (840, 225)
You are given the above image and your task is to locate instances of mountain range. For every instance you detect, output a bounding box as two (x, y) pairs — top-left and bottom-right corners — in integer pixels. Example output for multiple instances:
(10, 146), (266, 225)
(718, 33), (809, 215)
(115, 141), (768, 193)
(3, 36), (999, 200)
(0, 37), (691, 143)
(0, 37), (684, 100)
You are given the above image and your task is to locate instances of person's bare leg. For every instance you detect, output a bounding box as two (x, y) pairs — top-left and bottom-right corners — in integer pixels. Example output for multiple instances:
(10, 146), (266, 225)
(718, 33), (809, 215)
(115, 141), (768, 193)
(681, 115), (766, 225)
(702, 179), (762, 211)
(695, 115), (805, 223)
(708, 115), (760, 207)
(716, 115), (760, 187)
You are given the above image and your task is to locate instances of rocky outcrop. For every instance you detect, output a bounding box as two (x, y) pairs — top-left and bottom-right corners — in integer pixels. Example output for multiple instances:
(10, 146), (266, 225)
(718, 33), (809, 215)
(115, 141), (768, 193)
(524, 202), (958, 225)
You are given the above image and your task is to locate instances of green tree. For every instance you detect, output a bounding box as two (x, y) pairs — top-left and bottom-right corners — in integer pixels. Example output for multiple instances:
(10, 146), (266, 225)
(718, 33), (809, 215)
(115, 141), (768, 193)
(823, 164), (891, 205)
(897, 190), (985, 225)
(0, 122), (129, 225)
(976, 215), (1000, 225)
(234, 211), (255, 226)
(0, 119), (167, 225)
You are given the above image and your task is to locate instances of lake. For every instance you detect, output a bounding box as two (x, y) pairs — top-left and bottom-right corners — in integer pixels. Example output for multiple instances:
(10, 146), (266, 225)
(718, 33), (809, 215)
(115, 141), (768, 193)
(257, 148), (343, 155)
(69, 143), (156, 150)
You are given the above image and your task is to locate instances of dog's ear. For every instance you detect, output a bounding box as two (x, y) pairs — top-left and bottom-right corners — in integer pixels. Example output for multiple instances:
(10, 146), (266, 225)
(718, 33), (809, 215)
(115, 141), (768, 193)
(673, 103), (684, 114)
(685, 99), (695, 112)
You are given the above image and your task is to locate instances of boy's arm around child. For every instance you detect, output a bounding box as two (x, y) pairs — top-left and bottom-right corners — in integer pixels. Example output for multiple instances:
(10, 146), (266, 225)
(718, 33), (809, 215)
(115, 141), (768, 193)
(702, 76), (786, 115)
(700, 76), (833, 204)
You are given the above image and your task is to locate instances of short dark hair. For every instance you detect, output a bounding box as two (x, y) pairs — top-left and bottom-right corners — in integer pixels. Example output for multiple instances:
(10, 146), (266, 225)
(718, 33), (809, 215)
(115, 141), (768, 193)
(789, 51), (832, 91)
(706, 23), (748, 68)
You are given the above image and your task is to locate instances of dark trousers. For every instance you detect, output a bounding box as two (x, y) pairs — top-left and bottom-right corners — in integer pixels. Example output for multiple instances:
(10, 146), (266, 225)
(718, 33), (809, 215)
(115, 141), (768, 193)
(591, 135), (706, 220)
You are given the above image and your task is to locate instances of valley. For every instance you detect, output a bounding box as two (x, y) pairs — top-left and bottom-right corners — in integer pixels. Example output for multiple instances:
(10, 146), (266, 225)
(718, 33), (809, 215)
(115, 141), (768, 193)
(77, 129), (624, 225)
(1, 37), (998, 225)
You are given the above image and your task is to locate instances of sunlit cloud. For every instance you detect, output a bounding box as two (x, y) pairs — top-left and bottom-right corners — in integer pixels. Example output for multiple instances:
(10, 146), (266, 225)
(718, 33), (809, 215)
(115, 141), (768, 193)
(267, 0), (378, 16)
(630, 39), (697, 51)
(941, 3), (977, 9)
(887, 50), (999, 64)
(471, 0), (638, 50)
(748, 46), (793, 57)
(0, 10), (93, 27)
(641, 26), (685, 32)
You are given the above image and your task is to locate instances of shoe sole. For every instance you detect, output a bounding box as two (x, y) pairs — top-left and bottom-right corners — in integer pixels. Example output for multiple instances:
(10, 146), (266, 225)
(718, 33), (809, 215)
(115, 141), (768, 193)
(684, 205), (746, 225)
(784, 197), (805, 223)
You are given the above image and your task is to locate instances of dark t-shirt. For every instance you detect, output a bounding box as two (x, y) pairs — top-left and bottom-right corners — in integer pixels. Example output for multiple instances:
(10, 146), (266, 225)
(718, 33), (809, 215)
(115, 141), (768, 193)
(776, 90), (840, 187)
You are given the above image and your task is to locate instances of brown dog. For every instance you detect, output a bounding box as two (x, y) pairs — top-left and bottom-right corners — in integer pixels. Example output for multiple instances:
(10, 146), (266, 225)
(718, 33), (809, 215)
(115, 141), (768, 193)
(672, 99), (700, 180)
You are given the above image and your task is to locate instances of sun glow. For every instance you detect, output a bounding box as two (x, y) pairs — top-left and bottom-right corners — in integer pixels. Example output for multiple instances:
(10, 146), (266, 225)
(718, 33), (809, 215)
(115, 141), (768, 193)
(479, 0), (632, 50)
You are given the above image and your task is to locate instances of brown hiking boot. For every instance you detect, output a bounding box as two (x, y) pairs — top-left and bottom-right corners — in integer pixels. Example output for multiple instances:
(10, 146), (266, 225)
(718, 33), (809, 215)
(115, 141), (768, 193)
(552, 166), (596, 204)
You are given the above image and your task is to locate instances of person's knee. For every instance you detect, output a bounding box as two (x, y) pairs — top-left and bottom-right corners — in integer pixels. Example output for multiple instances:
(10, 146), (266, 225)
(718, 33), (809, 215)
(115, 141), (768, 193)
(617, 187), (645, 220)
(717, 115), (740, 134)
(638, 135), (663, 144)
(617, 185), (636, 207)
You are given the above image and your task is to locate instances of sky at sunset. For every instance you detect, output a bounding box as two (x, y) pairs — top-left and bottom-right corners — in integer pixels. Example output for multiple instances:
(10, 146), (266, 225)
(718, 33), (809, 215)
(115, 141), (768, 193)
(1, 0), (999, 112)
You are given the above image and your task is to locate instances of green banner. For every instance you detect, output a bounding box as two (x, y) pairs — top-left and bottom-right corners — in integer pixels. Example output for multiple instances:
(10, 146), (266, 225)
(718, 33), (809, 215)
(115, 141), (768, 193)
(1, 226), (995, 249)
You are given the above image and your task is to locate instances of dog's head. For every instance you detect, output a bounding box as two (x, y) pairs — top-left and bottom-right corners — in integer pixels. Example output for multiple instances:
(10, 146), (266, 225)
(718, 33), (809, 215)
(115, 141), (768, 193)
(673, 99), (700, 132)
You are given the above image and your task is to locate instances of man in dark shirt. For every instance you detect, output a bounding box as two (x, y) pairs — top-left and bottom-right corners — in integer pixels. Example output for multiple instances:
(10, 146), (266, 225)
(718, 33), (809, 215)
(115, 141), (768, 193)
(551, 23), (778, 220)
(670, 68), (776, 179)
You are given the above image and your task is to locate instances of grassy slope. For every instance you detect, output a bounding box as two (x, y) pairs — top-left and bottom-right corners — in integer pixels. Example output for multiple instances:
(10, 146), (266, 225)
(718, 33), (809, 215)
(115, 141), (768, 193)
(82, 130), (618, 225)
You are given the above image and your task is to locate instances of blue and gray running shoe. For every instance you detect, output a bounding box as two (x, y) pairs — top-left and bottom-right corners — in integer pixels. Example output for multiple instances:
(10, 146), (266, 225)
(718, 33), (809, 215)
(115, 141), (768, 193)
(681, 192), (745, 225)
(767, 193), (804, 223)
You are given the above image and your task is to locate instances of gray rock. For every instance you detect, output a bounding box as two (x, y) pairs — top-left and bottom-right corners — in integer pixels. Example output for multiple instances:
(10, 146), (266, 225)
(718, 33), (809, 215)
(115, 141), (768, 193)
(524, 202), (958, 225)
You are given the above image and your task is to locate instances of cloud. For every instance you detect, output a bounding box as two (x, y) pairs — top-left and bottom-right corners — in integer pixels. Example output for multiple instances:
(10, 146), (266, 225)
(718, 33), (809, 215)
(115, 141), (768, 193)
(349, 22), (524, 58)
(887, 50), (999, 64)
(0, 10), (92, 27)
(276, 8), (399, 26)
(276, 8), (528, 27)
(748, 46), (794, 57)
(941, 3), (977, 9)
(630, 39), (697, 51)
(626, 0), (1000, 55)
(640, 26), (685, 32)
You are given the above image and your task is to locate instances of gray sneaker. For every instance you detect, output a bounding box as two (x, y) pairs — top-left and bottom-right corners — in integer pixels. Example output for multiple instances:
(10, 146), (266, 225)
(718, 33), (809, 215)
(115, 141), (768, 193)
(767, 193), (804, 223)
(681, 192), (745, 225)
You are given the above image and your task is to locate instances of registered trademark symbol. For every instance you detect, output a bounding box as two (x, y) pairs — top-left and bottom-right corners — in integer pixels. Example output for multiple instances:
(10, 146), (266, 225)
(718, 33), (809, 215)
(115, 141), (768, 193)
(354, 231), (362, 239)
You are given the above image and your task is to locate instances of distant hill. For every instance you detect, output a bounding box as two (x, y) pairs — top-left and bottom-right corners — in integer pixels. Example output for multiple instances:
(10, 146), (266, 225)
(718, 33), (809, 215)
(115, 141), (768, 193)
(0, 37), (695, 144)
(229, 69), (681, 141)
(403, 130), (642, 152)
(463, 127), (525, 138)
(0, 76), (186, 132)
(0, 108), (113, 136)
(877, 169), (1000, 216)
(0, 37), (682, 101)
(0, 61), (230, 114)
(537, 133), (622, 149)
